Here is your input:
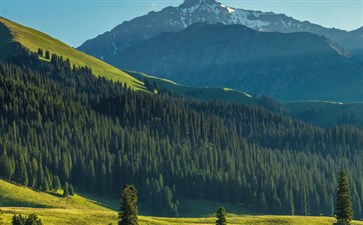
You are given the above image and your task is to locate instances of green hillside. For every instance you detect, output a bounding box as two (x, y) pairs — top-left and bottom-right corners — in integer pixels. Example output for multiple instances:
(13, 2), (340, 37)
(125, 70), (259, 105)
(285, 101), (363, 126)
(0, 17), (144, 90)
(0, 180), (110, 210)
(126, 70), (363, 127)
(1, 179), (363, 225)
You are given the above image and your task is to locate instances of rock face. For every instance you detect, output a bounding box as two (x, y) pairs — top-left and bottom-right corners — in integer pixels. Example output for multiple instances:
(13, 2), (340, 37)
(78, 0), (362, 60)
(115, 23), (363, 102)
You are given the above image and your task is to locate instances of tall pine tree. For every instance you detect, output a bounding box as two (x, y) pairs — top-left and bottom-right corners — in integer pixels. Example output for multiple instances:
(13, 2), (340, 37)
(119, 185), (138, 225)
(335, 171), (353, 225)
(216, 206), (227, 225)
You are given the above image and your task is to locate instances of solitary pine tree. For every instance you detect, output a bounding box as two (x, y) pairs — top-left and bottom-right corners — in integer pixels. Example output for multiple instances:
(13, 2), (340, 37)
(335, 171), (353, 225)
(119, 185), (138, 225)
(216, 207), (227, 225)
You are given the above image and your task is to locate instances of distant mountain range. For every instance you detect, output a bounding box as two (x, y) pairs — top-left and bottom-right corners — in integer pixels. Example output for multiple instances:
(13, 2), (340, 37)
(115, 23), (363, 101)
(78, 0), (363, 61)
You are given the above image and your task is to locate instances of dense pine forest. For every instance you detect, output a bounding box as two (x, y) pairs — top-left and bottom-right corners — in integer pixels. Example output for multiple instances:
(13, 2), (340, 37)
(1, 45), (363, 218)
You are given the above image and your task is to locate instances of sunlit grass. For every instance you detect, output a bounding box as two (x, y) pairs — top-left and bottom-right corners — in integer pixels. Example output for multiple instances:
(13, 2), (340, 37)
(2, 179), (363, 225)
(0, 18), (144, 91)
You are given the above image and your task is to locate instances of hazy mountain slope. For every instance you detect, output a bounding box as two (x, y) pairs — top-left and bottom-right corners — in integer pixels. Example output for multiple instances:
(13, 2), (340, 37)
(78, 0), (362, 61)
(125, 70), (259, 105)
(115, 23), (363, 102)
(0, 17), (144, 90)
(285, 101), (363, 126)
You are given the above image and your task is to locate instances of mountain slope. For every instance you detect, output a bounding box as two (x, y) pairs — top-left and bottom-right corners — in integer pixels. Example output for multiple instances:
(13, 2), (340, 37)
(115, 23), (363, 102)
(125, 70), (259, 105)
(0, 17), (144, 90)
(78, 0), (362, 61)
(3, 51), (363, 218)
(285, 101), (363, 126)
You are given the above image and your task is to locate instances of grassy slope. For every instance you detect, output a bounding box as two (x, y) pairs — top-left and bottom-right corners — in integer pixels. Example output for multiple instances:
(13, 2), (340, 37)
(0, 17), (144, 90)
(0, 180), (109, 210)
(285, 101), (363, 126)
(2, 180), (363, 225)
(125, 70), (258, 105)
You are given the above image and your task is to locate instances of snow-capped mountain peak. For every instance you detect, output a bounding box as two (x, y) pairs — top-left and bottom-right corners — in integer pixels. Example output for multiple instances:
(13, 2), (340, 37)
(78, 0), (361, 60)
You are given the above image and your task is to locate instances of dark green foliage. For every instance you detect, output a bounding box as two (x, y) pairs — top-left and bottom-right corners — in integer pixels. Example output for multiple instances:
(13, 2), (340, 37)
(63, 182), (69, 197)
(12, 214), (25, 225)
(53, 176), (61, 191)
(69, 184), (75, 196)
(12, 214), (42, 225)
(25, 214), (42, 225)
(1, 48), (363, 217)
(119, 185), (138, 225)
(216, 207), (226, 225)
(44, 50), (50, 59)
(335, 172), (353, 224)
(37, 48), (43, 57)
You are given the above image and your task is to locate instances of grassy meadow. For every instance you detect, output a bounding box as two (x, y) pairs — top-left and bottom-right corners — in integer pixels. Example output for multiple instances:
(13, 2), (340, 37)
(1, 179), (363, 225)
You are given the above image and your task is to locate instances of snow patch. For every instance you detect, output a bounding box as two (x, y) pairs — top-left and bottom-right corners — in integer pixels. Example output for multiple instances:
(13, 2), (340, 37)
(281, 20), (287, 28)
(180, 0), (202, 14)
(220, 3), (235, 13)
(230, 9), (270, 29)
(180, 15), (188, 27)
(329, 43), (344, 56)
(253, 12), (261, 18)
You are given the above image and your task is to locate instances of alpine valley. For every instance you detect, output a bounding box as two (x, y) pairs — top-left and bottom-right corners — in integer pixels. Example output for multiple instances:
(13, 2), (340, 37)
(1, 0), (363, 224)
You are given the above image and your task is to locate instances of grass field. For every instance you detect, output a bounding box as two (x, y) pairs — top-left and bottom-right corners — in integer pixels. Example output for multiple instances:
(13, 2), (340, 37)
(1, 179), (363, 225)
(2, 208), (363, 225)
(0, 17), (144, 91)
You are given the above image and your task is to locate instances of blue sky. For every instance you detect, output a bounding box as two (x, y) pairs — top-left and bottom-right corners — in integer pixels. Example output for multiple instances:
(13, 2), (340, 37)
(1, 0), (362, 47)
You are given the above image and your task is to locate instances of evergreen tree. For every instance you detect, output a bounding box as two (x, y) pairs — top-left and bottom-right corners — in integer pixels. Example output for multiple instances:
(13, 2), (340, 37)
(63, 182), (70, 197)
(12, 215), (25, 225)
(12, 214), (42, 225)
(69, 184), (75, 196)
(44, 51), (50, 59)
(119, 185), (138, 225)
(37, 48), (43, 57)
(53, 176), (61, 191)
(335, 172), (353, 225)
(25, 214), (42, 225)
(216, 206), (227, 225)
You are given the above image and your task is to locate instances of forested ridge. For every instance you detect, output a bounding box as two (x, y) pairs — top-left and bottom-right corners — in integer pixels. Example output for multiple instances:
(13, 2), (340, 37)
(1, 46), (363, 217)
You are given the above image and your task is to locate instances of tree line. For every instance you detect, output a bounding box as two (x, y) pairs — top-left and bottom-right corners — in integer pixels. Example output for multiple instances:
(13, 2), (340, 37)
(1, 45), (363, 217)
